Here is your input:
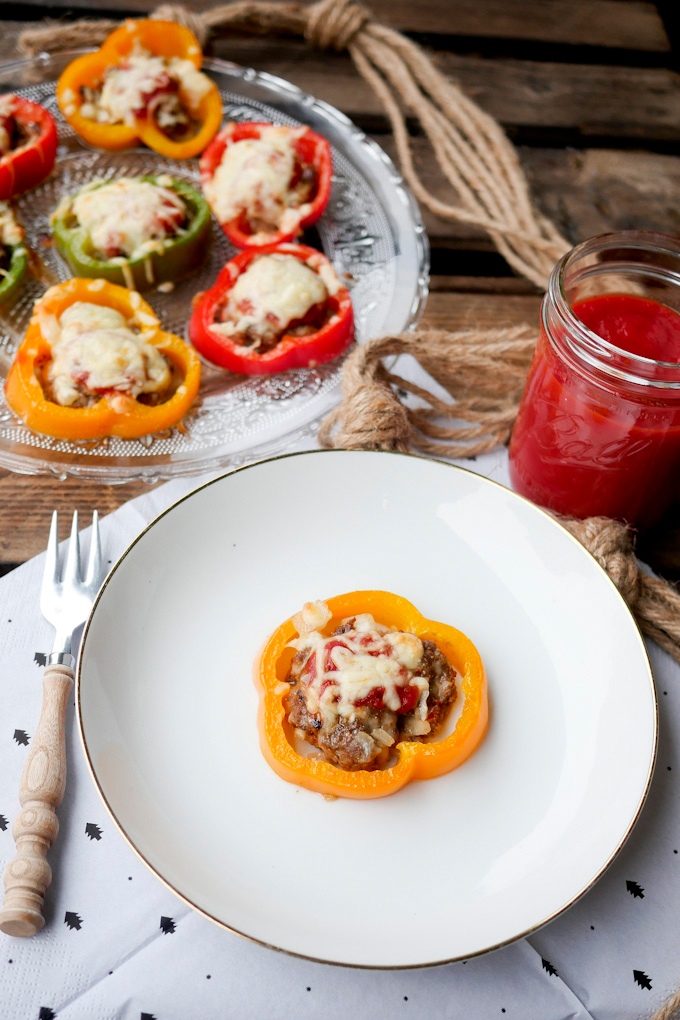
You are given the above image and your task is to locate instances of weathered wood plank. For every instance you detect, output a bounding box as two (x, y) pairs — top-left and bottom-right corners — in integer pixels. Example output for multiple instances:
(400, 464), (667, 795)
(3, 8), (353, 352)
(524, 146), (680, 242)
(203, 41), (680, 141)
(11, 0), (671, 52)
(378, 138), (680, 245)
(0, 474), (155, 563)
(0, 24), (678, 140)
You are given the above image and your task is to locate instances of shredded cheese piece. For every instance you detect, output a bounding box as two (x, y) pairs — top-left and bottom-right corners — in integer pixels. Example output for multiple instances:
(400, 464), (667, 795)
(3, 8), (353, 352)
(46, 301), (170, 407)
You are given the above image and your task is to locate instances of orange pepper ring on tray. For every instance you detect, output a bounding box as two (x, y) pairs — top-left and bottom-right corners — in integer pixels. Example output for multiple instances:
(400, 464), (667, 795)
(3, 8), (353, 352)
(256, 590), (488, 800)
(4, 278), (201, 440)
(56, 19), (222, 157)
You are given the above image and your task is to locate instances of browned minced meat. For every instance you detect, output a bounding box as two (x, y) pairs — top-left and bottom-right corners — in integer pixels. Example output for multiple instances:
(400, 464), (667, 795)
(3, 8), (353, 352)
(284, 623), (458, 771)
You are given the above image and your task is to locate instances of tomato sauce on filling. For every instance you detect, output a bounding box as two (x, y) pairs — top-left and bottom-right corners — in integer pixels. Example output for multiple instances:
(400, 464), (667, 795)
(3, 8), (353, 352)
(509, 293), (680, 529)
(284, 603), (458, 771)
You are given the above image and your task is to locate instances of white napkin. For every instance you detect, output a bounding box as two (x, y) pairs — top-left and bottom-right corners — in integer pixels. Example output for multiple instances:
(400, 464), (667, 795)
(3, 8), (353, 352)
(1, 446), (677, 1020)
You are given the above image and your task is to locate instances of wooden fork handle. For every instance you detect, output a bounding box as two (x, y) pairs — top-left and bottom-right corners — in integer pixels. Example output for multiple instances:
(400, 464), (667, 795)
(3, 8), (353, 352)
(0, 664), (74, 937)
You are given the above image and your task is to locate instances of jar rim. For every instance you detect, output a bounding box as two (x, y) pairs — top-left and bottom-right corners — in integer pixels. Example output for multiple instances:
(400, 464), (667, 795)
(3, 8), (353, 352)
(549, 230), (680, 389)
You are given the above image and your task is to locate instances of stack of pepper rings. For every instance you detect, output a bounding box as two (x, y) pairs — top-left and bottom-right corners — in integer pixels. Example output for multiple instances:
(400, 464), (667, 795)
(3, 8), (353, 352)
(2, 17), (355, 440)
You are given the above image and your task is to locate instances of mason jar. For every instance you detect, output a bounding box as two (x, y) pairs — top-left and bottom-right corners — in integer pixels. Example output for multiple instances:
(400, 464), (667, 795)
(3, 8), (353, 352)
(508, 231), (680, 530)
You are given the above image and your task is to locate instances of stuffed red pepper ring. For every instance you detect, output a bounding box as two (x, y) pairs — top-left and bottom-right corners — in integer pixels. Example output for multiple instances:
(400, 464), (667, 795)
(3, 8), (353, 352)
(0, 94), (58, 199)
(188, 243), (354, 375)
(199, 122), (332, 248)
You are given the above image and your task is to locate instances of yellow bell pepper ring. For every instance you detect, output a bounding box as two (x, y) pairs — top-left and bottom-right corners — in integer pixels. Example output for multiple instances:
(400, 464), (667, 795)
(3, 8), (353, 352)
(256, 591), (488, 800)
(56, 19), (222, 158)
(4, 278), (201, 440)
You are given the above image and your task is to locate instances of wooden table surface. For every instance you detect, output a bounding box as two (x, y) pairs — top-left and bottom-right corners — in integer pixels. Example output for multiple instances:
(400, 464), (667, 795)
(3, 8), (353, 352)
(1, 0), (679, 576)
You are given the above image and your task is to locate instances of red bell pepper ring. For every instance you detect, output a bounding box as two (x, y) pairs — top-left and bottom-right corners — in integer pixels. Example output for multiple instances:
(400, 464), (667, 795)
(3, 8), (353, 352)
(188, 243), (354, 375)
(0, 96), (58, 200)
(199, 122), (333, 248)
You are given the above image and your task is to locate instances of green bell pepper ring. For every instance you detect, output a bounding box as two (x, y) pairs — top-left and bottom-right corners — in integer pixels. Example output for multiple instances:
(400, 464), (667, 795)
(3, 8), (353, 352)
(51, 175), (211, 293)
(0, 242), (28, 306)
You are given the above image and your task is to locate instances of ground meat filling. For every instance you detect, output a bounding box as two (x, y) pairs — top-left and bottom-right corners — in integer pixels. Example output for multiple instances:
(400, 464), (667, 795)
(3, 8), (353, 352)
(0, 109), (35, 157)
(284, 604), (458, 771)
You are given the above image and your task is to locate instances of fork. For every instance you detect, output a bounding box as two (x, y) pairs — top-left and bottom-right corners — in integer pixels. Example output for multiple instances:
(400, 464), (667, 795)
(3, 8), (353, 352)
(0, 511), (104, 938)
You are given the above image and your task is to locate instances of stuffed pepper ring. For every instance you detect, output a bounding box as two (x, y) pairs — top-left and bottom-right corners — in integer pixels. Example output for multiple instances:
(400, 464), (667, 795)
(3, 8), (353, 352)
(4, 278), (201, 439)
(188, 243), (354, 375)
(200, 122), (333, 248)
(0, 94), (58, 199)
(51, 174), (211, 292)
(0, 202), (27, 307)
(56, 19), (222, 159)
(256, 591), (488, 800)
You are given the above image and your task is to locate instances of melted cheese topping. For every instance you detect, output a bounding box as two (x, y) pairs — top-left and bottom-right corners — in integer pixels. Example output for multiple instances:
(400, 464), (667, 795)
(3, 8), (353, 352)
(81, 44), (211, 125)
(212, 254), (328, 344)
(46, 301), (170, 407)
(0, 201), (23, 248)
(203, 127), (310, 237)
(69, 177), (187, 260)
(288, 602), (429, 727)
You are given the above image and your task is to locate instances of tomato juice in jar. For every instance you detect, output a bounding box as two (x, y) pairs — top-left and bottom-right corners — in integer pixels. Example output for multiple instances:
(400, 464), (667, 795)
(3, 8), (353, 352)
(508, 232), (680, 530)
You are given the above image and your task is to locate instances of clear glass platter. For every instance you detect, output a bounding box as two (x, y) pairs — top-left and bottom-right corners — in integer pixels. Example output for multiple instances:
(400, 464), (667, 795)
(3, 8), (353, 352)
(0, 52), (428, 482)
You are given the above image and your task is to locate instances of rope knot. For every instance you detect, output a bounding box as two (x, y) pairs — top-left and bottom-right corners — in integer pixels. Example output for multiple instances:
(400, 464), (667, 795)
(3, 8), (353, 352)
(318, 341), (410, 450)
(306, 0), (372, 51)
(151, 4), (209, 48)
(560, 516), (641, 607)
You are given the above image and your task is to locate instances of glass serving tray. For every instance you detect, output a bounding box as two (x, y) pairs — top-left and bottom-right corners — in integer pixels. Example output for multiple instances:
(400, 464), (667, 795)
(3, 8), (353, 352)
(0, 52), (428, 482)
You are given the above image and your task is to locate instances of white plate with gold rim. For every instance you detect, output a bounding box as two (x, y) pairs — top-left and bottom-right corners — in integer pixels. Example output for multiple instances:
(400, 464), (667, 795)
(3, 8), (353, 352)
(77, 450), (657, 967)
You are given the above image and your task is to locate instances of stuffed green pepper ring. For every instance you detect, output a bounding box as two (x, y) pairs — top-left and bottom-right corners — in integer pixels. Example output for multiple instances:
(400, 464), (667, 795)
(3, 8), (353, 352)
(51, 174), (210, 292)
(0, 201), (27, 306)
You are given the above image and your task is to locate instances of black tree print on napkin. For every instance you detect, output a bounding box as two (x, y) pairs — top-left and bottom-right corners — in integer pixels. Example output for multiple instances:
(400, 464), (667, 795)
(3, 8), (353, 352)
(85, 822), (102, 841)
(160, 916), (176, 934)
(541, 959), (559, 977)
(626, 880), (645, 898)
(34, 652), (47, 667)
(13, 729), (29, 746)
(634, 970), (652, 990)
(0, 814), (7, 831)
(39, 1009), (56, 1019)
(140, 1013), (157, 1020)
(64, 911), (82, 930)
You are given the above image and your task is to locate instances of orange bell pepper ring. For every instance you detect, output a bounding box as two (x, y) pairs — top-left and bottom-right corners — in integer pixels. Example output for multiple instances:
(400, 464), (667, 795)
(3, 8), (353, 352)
(256, 591), (488, 799)
(56, 19), (222, 158)
(4, 278), (201, 440)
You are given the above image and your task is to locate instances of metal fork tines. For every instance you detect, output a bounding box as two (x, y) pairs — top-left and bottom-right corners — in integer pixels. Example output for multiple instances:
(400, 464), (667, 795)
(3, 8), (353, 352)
(0, 510), (104, 939)
(42, 510), (103, 668)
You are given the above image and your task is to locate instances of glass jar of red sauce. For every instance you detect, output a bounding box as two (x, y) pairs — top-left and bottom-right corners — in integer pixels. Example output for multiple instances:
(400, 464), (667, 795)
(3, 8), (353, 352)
(508, 231), (680, 530)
